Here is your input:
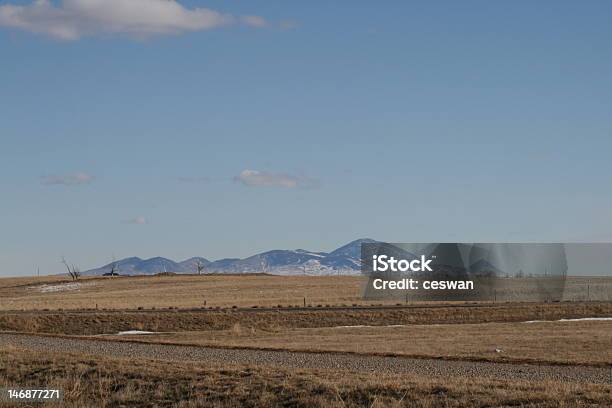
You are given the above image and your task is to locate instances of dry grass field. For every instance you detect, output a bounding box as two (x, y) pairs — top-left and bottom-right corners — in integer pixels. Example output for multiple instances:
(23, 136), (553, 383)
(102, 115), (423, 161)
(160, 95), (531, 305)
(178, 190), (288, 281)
(0, 275), (610, 311)
(0, 275), (371, 311)
(1, 347), (610, 408)
(1, 274), (610, 407)
(108, 320), (612, 366)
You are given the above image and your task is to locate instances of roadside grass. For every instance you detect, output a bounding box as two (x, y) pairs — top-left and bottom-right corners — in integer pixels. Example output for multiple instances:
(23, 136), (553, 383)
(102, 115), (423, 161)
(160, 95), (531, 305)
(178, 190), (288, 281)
(1, 347), (610, 407)
(1, 302), (611, 336)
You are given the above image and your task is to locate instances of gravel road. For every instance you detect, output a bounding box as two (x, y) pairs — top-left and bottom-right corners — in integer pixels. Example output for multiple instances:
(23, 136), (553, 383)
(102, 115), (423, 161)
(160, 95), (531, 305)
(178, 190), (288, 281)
(1, 333), (610, 384)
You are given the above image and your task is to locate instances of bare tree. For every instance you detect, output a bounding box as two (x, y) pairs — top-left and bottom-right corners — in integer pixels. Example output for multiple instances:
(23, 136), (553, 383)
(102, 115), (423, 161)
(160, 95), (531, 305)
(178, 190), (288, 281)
(196, 260), (205, 275)
(61, 256), (80, 281)
(72, 265), (81, 280)
(108, 256), (119, 277)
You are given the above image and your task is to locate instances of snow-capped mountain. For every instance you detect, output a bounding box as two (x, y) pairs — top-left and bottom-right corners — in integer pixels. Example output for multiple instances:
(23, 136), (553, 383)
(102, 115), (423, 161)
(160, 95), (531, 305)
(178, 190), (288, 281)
(320, 238), (377, 269)
(83, 238), (376, 276)
(206, 249), (328, 273)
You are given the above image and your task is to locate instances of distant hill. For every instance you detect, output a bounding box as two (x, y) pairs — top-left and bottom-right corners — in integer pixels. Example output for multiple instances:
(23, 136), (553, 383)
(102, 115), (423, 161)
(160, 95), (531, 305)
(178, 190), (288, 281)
(178, 257), (211, 273)
(83, 238), (377, 276)
(85, 257), (182, 276)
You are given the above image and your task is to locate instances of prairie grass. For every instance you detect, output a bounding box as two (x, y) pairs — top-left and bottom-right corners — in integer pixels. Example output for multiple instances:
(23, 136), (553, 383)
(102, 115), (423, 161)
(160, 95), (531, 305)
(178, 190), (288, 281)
(1, 347), (610, 407)
(0, 275), (609, 311)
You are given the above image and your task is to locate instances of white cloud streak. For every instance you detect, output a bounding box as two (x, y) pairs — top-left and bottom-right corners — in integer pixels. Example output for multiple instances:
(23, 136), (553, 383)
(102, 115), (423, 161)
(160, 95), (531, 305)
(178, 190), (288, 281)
(0, 0), (267, 40)
(125, 216), (147, 225)
(41, 172), (94, 186)
(234, 169), (318, 189)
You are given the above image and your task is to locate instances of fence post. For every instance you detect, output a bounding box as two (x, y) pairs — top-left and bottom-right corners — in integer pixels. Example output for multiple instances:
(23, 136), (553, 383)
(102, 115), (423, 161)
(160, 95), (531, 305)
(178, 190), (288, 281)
(587, 284), (590, 301)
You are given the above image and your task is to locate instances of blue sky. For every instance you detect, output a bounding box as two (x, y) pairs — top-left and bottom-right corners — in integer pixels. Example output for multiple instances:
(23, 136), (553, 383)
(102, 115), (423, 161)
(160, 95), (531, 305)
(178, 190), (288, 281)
(1, 1), (611, 276)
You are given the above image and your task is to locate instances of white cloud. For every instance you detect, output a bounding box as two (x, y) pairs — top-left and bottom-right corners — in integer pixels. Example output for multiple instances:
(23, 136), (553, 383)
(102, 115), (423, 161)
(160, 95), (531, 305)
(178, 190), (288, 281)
(0, 0), (267, 40)
(41, 172), (93, 186)
(234, 169), (318, 189)
(125, 216), (147, 225)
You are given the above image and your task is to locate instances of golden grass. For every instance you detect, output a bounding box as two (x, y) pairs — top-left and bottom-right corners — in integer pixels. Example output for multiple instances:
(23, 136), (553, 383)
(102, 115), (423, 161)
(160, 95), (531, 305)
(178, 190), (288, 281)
(1, 347), (610, 407)
(0, 275), (370, 311)
(109, 320), (612, 366)
(0, 275), (609, 311)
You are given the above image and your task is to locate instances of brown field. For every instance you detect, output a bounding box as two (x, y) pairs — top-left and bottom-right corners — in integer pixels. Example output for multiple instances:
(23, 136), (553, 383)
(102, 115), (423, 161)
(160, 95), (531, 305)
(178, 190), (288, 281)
(0, 275), (610, 311)
(0, 275), (369, 311)
(1, 347), (610, 408)
(1, 275), (611, 407)
(109, 320), (612, 366)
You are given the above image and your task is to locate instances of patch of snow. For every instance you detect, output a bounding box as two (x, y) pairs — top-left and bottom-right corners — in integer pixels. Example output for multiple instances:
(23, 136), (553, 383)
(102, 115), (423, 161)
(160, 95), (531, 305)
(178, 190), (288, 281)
(35, 282), (94, 293)
(332, 324), (409, 329)
(523, 317), (612, 323)
(336, 318), (612, 329)
(116, 330), (157, 335)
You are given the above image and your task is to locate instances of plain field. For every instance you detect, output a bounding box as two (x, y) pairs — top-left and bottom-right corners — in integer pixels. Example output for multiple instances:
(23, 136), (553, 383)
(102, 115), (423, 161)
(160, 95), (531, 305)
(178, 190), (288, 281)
(0, 275), (367, 310)
(0, 274), (611, 407)
(0, 274), (610, 311)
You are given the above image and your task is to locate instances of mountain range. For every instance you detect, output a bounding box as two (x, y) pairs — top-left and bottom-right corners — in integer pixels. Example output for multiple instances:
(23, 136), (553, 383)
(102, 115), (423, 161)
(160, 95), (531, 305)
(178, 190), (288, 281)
(83, 238), (377, 276)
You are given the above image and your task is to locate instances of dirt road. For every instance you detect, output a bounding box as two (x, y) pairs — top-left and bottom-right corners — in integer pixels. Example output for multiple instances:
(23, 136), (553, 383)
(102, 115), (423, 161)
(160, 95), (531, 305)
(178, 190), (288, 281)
(1, 332), (610, 384)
